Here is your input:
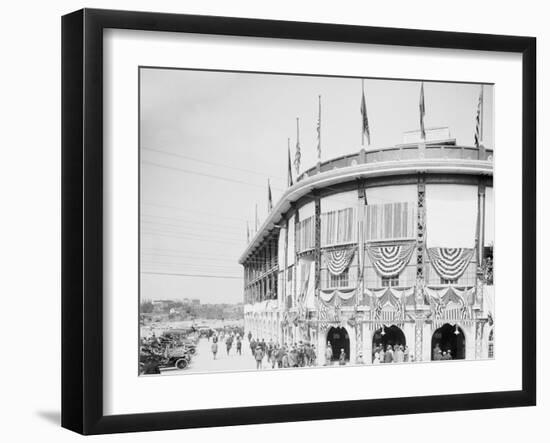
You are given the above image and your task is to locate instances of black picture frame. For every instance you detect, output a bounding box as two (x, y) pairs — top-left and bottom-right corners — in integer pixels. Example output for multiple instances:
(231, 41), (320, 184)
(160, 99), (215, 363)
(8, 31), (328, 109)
(61, 8), (536, 435)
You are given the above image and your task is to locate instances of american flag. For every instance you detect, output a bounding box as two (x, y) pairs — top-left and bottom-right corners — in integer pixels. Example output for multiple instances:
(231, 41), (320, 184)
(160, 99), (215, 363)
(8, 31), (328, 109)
(419, 82), (426, 140)
(474, 85), (484, 147)
(267, 179), (273, 212)
(360, 81), (371, 145)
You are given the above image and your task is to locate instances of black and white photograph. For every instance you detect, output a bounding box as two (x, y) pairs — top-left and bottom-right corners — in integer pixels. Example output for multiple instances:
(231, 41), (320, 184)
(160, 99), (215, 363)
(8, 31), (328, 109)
(138, 69), (495, 376)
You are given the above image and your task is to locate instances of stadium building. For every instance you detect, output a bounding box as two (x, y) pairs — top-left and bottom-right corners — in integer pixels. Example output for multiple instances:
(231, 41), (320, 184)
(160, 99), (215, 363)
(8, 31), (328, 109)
(239, 122), (494, 364)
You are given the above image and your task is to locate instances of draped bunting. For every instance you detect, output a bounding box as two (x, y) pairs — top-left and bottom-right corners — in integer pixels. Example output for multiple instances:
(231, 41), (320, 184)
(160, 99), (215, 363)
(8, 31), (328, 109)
(324, 248), (355, 276)
(427, 248), (475, 280)
(425, 286), (475, 327)
(319, 288), (356, 306)
(316, 297), (340, 331)
(364, 287), (414, 329)
(366, 242), (415, 277)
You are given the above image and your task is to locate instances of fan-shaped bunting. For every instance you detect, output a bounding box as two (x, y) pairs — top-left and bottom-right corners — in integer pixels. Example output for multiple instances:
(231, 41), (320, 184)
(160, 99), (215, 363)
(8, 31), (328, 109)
(324, 248), (355, 276)
(427, 248), (474, 280)
(366, 242), (415, 277)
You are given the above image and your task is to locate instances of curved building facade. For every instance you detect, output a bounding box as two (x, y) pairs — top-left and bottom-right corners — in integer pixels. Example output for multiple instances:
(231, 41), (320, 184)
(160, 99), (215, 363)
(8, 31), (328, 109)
(239, 130), (494, 364)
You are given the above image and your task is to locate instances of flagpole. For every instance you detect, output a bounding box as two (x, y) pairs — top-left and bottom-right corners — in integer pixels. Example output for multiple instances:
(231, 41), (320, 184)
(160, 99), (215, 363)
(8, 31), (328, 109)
(295, 117), (301, 177)
(287, 137), (293, 187)
(361, 79), (365, 148)
(480, 85), (484, 144)
(318, 95), (322, 165)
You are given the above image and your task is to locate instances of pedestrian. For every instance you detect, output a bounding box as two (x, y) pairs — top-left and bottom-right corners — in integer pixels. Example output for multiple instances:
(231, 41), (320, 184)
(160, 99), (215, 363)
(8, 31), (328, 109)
(325, 342), (333, 365)
(394, 345), (404, 363)
(384, 345), (394, 363)
(373, 351), (380, 364)
(247, 331), (252, 342)
(403, 346), (409, 362)
(226, 336), (233, 355)
(338, 348), (347, 365)
(211, 341), (218, 360)
(236, 337), (242, 355)
(276, 345), (285, 368)
(250, 338), (256, 355)
(356, 352), (365, 365)
(254, 346), (265, 370)
(433, 343), (442, 360)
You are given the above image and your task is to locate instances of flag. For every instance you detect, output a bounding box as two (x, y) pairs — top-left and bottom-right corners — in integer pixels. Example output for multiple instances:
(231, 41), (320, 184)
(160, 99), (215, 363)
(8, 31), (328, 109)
(419, 82), (426, 140)
(474, 85), (484, 147)
(246, 221), (250, 243)
(294, 117), (301, 175)
(360, 80), (371, 146)
(316, 95), (322, 161)
(267, 179), (273, 212)
(287, 138), (293, 187)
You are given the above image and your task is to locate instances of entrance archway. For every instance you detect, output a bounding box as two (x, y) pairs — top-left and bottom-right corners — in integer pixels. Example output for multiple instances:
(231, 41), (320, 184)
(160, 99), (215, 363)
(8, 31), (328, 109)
(431, 323), (465, 360)
(372, 325), (406, 354)
(326, 327), (350, 361)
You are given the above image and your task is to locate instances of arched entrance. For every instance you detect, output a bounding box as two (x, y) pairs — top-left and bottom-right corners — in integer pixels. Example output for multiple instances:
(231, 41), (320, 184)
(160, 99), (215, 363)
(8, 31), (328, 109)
(431, 323), (465, 360)
(326, 327), (350, 361)
(372, 325), (406, 353)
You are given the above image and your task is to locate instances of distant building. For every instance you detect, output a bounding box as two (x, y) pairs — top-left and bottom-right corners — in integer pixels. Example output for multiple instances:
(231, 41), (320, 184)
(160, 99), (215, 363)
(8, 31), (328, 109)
(192, 299), (201, 305)
(239, 128), (494, 363)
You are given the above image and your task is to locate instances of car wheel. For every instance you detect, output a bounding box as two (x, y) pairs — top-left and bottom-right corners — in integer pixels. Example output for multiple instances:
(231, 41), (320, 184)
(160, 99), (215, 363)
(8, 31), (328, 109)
(175, 358), (188, 370)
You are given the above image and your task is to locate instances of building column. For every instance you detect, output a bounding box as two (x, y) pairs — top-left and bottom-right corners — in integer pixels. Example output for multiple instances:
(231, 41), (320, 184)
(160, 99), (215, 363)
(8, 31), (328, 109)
(294, 206), (300, 309)
(314, 191), (321, 297)
(414, 320), (424, 362)
(475, 321), (484, 359)
(476, 182), (487, 307)
(416, 175), (426, 305)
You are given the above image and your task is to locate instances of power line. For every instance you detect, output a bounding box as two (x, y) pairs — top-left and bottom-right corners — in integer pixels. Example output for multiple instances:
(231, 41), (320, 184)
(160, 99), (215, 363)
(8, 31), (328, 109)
(142, 160), (284, 191)
(141, 230), (245, 245)
(142, 203), (249, 222)
(141, 214), (244, 230)
(141, 220), (243, 235)
(142, 147), (285, 183)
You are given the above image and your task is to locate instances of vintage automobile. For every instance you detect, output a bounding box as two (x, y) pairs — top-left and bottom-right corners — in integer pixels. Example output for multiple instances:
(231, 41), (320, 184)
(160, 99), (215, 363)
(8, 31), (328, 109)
(139, 345), (192, 374)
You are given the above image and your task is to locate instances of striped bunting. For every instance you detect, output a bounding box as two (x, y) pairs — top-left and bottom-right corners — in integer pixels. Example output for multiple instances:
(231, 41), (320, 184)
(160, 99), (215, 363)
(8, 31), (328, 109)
(427, 248), (475, 280)
(324, 248), (355, 276)
(366, 242), (415, 277)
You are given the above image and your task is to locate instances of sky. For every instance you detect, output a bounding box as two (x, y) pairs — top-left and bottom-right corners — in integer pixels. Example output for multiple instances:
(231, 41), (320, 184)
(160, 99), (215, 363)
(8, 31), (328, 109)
(139, 68), (494, 304)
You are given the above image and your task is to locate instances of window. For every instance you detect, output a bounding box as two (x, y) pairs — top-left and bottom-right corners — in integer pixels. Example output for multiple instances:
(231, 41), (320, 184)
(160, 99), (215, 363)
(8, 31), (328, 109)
(440, 278), (458, 285)
(328, 268), (349, 288)
(381, 276), (399, 287)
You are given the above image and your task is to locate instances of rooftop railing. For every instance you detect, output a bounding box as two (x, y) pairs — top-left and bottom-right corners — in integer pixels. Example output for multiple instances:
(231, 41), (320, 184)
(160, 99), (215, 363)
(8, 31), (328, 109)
(297, 143), (493, 182)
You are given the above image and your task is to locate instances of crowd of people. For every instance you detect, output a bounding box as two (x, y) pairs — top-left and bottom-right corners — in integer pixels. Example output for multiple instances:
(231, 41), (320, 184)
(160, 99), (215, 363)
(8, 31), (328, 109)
(371, 344), (412, 364)
(248, 336), (319, 369)
(207, 332), (461, 369)
(209, 329), (243, 360)
(432, 343), (454, 360)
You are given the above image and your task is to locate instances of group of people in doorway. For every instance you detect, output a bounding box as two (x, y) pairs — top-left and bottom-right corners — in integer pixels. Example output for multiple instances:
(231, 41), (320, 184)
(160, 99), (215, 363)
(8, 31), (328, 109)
(432, 343), (454, 360)
(372, 344), (412, 364)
